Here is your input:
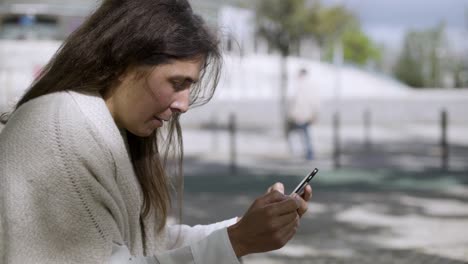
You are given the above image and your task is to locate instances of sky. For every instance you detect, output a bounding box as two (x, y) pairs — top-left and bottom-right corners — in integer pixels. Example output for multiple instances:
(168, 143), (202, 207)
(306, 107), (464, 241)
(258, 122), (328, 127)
(322, 0), (468, 50)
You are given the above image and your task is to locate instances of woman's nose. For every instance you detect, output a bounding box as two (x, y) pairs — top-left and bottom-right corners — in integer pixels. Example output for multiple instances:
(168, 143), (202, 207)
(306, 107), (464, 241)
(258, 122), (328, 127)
(171, 89), (190, 113)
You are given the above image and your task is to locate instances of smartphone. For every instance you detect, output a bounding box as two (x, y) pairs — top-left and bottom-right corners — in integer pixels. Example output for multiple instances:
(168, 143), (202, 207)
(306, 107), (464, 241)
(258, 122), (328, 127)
(291, 168), (319, 195)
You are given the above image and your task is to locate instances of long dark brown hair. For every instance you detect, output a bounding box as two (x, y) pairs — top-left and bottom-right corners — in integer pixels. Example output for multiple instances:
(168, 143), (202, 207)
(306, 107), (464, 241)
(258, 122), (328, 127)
(1, 0), (221, 232)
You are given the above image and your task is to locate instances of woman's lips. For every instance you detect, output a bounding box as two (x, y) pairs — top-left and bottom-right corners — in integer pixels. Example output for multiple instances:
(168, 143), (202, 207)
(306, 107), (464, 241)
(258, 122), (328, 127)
(154, 116), (170, 122)
(152, 116), (163, 127)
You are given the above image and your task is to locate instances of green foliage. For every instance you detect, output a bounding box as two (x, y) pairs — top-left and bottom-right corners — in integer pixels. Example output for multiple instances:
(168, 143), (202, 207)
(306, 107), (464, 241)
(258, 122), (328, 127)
(323, 27), (382, 66)
(305, 4), (358, 47)
(254, 0), (380, 67)
(393, 31), (426, 87)
(342, 28), (381, 66)
(255, 0), (310, 56)
(393, 24), (448, 88)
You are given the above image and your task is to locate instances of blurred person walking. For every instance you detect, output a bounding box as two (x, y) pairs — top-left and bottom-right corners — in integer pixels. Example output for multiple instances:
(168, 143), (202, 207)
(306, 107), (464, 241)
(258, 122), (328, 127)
(0, 0), (312, 263)
(287, 68), (320, 160)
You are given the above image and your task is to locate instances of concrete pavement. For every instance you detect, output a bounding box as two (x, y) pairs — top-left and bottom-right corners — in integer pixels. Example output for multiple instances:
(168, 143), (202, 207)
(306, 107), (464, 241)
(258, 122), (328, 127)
(180, 127), (468, 263)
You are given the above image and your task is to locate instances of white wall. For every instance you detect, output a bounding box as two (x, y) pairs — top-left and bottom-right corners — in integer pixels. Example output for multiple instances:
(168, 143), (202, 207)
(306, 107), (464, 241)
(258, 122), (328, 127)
(0, 40), (60, 111)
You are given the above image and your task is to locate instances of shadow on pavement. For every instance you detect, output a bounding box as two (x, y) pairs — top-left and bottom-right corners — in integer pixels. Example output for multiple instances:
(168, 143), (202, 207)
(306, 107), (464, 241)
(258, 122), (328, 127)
(341, 139), (468, 172)
(181, 154), (468, 263)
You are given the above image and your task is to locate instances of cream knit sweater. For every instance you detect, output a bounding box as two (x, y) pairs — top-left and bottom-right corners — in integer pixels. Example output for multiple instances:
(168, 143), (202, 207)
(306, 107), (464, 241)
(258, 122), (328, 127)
(0, 91), (239, 264)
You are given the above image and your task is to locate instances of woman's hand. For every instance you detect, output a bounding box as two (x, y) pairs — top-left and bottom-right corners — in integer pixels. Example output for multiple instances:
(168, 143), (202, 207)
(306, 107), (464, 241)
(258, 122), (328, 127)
(266, 182), (285, 194)
(227, 190), (300, 257)
(267, 182), (312, 217)
(294, 184), (312, 217)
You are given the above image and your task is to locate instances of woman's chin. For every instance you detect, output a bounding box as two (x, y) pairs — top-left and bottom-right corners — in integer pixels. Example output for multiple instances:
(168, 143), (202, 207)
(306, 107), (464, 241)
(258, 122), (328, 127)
(129, 126), (156, 138)
(126, 120), (162, 137)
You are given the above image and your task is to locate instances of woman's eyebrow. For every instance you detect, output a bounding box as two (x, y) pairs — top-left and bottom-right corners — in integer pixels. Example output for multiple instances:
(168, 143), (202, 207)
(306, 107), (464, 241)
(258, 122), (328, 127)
(169, 75), (198, 84)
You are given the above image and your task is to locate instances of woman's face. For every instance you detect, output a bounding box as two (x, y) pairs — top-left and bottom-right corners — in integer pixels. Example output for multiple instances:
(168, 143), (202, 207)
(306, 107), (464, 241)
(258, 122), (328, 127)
(104, 58), (203, 137)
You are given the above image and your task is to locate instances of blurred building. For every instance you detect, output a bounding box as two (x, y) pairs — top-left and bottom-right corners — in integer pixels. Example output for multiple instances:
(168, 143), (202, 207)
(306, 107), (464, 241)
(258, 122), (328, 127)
(0, 0), (96, 110)
(0, 0), (95, 40)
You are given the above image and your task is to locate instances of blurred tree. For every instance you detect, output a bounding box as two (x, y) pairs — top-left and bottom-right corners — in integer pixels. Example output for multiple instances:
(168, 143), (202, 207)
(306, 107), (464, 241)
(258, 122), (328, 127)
(323, 27), (382, 67)
(428, 24), (445, 87)
(394, 23), (448, 88)
(393, 31), (426, 87)
(254, 0), (367, 135)
(305, 3), (357, 53)
(452, 60), (468, 88)
(455, 8), (468, 87)
(342, 28), (382, 67)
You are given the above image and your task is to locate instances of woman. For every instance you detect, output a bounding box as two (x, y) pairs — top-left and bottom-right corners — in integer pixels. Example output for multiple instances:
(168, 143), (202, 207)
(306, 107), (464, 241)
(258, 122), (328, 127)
(0, 0), (312, 263)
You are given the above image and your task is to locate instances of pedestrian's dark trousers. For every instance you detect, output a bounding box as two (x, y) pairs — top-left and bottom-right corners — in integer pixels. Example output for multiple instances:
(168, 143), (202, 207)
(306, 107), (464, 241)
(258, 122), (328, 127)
(288, 121), (313, 160)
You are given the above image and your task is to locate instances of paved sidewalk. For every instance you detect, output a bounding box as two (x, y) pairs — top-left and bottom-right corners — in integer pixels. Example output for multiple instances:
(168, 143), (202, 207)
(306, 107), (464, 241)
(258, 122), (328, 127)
(182, 125), (468, 171)
(181, 157), (468, 263)
(180, 128), (468, 263)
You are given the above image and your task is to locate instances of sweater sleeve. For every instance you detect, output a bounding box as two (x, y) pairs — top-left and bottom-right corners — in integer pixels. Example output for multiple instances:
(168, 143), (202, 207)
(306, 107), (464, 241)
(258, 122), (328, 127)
(110, 228), (240, 264)
(164, 217), (238, 249)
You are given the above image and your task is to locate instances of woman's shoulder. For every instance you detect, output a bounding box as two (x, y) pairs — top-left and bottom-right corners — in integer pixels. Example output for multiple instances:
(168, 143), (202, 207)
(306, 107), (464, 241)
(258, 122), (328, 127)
(3, 90), (122, 164)
(11, 90), (108, 129)
(18, 91), (116, 171)
(5, 91), (111, 150)
(10, 91), (84, 126)
(2, 92), (79, 137)
(1, 91), (116, 179)
(17, 91), (100, 118)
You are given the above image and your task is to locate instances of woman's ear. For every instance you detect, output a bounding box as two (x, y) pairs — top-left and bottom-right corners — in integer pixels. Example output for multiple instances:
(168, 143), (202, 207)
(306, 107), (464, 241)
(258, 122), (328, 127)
(118, 68), (132, 82)
(127, 65), (152, 83)
(118, 74), (126, 82)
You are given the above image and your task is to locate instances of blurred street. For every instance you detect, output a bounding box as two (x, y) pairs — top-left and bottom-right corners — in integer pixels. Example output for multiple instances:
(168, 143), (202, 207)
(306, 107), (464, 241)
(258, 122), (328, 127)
(180, 127), (468, 263)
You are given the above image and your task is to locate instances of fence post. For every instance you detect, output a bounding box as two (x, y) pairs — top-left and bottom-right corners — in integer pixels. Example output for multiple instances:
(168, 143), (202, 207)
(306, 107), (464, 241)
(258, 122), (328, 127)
(229, 113), (237, 174)
(333, 111), (341, 169)
(364, 108), (371, 150)
(440, 109), (449, 171)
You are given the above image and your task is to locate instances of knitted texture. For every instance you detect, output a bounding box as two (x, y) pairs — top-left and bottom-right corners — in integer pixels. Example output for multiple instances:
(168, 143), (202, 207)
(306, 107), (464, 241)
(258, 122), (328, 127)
(0, 91), (239, 264)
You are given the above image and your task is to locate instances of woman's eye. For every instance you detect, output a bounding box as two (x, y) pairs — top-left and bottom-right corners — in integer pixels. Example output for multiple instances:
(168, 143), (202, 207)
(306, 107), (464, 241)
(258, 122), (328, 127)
(172, 81), (184, 90)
